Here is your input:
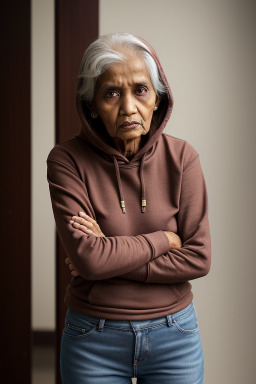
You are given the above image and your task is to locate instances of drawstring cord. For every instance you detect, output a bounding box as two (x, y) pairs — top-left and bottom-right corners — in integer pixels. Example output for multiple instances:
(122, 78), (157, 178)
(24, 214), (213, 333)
(113, 156), (126, 213)
(140, 154), (147, 213)
(112, 154), (147, 214)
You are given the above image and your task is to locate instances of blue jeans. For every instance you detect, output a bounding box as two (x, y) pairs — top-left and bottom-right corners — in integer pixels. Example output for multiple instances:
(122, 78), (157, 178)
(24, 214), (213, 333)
(60, 302), (204, 383)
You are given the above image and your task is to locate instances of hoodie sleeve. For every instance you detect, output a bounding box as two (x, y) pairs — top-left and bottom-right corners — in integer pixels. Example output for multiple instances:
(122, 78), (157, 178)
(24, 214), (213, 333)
(47, 152), (170, 281)
(120, 146), (211, 284)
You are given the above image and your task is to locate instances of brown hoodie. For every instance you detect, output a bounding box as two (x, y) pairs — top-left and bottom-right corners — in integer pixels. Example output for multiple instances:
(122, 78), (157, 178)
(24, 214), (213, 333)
(47, 39), (211, 320)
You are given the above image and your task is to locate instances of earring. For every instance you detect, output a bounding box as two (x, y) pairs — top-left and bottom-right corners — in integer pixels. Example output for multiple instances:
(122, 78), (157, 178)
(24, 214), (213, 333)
(91, 112), (98, 118)
(153, 105), (158, 111)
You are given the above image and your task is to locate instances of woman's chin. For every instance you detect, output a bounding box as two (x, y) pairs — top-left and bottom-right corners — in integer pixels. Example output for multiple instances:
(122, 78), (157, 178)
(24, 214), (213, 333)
(117, 129), (144, 142)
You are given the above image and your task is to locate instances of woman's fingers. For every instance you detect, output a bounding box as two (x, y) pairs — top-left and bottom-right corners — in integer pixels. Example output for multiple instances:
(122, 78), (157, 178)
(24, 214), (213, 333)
(71, 269), (80, 277)
(71, 216), (94, 228)
(70, 220), (93, 234)
(79, 212), (95, 223)
(78, 213), (102, 235)
(65, 258), (76, 269)
(65, 257), (80, 277)
(79, 212), (105, 237)
(70, 212), (105, 237)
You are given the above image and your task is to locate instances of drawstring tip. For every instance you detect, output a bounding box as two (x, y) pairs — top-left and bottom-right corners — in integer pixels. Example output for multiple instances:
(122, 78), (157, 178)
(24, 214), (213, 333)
(141, 199), (146, 213)
(120, 200), (126, 214)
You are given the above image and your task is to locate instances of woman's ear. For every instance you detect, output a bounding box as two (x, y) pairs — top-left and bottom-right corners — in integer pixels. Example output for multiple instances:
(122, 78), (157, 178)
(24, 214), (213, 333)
(86, 101), (98, 119)
(155, 95), (161, 108)
(86, 101), (98, 116)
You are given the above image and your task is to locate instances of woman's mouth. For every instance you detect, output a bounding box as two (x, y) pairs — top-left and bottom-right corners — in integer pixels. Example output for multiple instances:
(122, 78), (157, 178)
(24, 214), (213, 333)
(119, 121), (140, 129)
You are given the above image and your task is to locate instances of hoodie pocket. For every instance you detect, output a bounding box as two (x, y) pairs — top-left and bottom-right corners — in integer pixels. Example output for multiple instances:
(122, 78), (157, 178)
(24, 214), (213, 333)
(87, 279), (189, 310)
(169, 282), (191, 301)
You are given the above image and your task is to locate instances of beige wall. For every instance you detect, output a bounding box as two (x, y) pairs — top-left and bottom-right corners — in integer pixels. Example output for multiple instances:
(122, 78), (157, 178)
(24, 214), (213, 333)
(32, 0), (55, 330)
(32, 0), (256, 381)
(100, 1), (256, 383)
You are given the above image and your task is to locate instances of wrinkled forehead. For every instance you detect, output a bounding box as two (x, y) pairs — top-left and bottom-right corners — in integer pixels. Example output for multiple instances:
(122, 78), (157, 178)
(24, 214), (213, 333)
(97, 54), (152, 89)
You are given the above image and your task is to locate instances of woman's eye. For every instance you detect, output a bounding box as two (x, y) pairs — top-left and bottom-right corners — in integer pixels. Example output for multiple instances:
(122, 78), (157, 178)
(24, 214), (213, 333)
(136, 87), (147, 95)
(105, 90), (119, 98)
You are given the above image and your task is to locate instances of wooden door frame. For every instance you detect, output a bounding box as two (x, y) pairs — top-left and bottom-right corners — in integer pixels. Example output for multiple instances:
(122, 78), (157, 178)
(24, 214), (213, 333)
(55, 1), (99, 382)
(1, 1), (31, 383)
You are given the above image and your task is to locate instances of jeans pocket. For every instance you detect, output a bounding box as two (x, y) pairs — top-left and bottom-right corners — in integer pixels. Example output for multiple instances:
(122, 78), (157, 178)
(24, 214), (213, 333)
(173, 304), (199, 335)
(63, 311), (97, 339)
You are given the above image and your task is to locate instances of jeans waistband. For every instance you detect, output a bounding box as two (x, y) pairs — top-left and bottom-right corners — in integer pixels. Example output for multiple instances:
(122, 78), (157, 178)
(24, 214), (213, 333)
(67, 302), (194, 331)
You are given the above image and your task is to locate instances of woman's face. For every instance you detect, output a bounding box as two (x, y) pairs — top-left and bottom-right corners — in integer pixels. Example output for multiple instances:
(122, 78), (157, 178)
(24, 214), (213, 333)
(92, 53), (158, 145)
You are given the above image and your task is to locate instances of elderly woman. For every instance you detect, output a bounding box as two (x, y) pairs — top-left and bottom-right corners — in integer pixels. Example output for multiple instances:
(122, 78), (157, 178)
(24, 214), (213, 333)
(47, 33), (211, 384)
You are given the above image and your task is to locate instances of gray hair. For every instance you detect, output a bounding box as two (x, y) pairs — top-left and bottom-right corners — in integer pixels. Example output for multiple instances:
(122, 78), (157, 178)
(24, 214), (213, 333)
(77, 33), (167, 102)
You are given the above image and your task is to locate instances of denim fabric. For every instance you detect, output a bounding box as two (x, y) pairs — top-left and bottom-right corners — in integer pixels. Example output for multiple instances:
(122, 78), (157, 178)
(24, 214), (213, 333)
(60, 302), (204, 384)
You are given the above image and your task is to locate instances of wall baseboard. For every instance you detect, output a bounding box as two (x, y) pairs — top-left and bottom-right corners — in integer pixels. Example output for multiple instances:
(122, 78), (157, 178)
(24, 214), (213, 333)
(33, 331), (56, 346)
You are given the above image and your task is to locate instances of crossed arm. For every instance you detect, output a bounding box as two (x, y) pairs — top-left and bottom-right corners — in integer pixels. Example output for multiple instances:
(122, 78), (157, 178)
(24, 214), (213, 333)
(48, 142), (211, 284)
(66, 212), (182, 277)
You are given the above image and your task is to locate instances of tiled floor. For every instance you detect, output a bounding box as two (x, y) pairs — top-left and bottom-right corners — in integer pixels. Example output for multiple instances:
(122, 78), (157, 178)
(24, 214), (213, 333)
(32, 346), (137, 383)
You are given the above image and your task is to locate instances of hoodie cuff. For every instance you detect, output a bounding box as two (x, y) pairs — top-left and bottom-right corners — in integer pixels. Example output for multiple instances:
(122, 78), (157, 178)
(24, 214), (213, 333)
(142, 231), (170, 260)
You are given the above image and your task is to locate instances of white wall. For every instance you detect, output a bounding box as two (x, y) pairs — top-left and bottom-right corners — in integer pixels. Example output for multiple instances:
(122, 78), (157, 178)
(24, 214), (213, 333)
(32, 0), (55, 330)
(100, 0), (256, 383)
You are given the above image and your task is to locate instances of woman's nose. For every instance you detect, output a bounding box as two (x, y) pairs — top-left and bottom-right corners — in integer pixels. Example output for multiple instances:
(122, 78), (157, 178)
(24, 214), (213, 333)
(119, 93), (137, 115)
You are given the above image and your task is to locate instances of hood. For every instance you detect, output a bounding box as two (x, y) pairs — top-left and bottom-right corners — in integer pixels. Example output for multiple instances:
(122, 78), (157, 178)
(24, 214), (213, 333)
(76, 37), (174, 163)
(76, 36), (174, 213)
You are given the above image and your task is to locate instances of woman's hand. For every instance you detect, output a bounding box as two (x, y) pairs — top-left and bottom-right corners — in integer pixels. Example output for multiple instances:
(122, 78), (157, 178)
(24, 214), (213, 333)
(65, 257), (80, 277)
(67, 212), (105, 277)
(164, 231), (182, 249)
(70, 212), (105, 237)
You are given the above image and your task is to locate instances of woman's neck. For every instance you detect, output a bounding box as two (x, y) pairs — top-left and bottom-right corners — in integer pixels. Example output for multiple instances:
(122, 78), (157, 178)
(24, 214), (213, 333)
(113, 137), (141, 159)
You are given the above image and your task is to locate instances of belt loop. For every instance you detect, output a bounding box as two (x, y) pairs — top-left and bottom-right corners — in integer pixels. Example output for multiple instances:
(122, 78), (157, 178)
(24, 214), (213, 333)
(97, 319), (105, 332)
(166, 315), (173, 327)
